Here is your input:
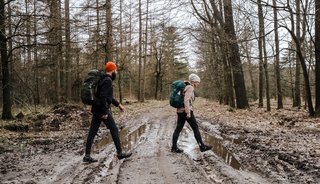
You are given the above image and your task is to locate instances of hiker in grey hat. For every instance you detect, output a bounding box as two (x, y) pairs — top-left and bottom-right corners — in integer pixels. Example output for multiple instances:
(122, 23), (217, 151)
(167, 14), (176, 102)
(171, 73), (212, 153)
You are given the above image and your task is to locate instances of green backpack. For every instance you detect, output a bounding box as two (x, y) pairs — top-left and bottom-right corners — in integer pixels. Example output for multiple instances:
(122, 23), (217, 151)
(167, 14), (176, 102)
(169, 80), (187, 108)
(80, 69), (103, 105)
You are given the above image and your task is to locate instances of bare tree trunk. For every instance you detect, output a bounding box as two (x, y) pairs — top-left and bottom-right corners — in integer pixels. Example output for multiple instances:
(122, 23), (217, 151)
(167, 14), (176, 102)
(7, 3), (13, 75)
(210, 25), (219, 103)
(142, 0), (149, 102)
(95, 0), (100, 69)
(294, 41), (314, 116)
(75, 48), (81, 101)
(105, 0), (113, 62)
(155, 54), (162, 100)
(257, 0), (263, 108)
(1, 0), (13, 119)
(223, 56), (235, 108)
(316, 0), (320, 113)
(49, 0), (63, 102)
(263, 38), (270, 111)
(258, 0), (270, 111)
(246, 44), (257, 101)
(128, 1), (133, 99)
(223, 0), (248, 109)
(138, 0), (142, 101)
(288, 46), (295, 101)
(65, 0), (72, 100)
(258, 49), (264, 108)
(7, 3), (12, 66)
(293, 0), (301, 107)
(33, 0), (40, 105)
(25, 0), (31, 64)
(221, 40), (235, 107)
(273, 0), (283, 109)
(153, 27), (163, 100)
(281, 26), (315, 115)
(118, 0), (123, 103)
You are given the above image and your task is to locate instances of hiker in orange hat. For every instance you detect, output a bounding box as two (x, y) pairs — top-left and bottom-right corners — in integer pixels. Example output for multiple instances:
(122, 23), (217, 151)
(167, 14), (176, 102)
(83, 61), (132, 163)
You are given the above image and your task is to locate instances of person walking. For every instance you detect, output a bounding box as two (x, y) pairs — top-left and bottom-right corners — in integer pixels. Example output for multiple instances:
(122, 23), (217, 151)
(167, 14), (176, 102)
(171, 74), (212, 153)
(83, 61), (132, 163)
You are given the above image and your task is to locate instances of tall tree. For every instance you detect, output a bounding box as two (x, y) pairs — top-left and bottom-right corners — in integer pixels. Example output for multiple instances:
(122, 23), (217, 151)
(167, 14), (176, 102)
(281, 2), (315, 116)
(293, 0), (301, 107)
(25, 0), (31, 64)
(48, 0), (63, 102)
(218, 0), (234, 107)
(223, 0), (249, 108)
(191, 0), (244, 108)
(258, 0), (270, 111)
(138, 0), (143, 101)
(118, 0), (124, 103)
(316, 0), (320, 114)
(257, 0), (264, 108)
(65, 0), (72, 100)
(95, 0), (100, 69)
(273, 0), (283, 109)
(142, 0), (149, 102)
(1, 0), (13, 119)
(33, 0), (40, 104)
(105, 0), (113, 62)
(152, 25), (164, 100)
(222, 41), (235, 107)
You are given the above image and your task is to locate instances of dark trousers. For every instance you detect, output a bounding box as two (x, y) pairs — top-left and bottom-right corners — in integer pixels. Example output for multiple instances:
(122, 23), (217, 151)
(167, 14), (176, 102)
(172, 111), (204, 149)
(85, 112), (122, 155)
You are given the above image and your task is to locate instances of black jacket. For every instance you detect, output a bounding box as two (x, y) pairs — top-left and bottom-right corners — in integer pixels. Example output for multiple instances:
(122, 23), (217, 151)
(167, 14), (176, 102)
(91, 73), (119, 117)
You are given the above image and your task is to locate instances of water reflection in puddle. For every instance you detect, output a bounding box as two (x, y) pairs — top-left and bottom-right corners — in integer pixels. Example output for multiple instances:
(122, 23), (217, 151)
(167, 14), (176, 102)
(180, 129), (242, 170)
(93, 124), (146, 153)
(122, 124), (146, 150)
(202, 133), (242, 170)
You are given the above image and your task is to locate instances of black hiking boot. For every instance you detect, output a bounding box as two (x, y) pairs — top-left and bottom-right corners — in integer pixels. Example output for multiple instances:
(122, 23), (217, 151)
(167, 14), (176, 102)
(200, 145), (212, 152)
(83, 155), (98, 163)
(117, 152), (132, 160)
(171, 147), (183, 153)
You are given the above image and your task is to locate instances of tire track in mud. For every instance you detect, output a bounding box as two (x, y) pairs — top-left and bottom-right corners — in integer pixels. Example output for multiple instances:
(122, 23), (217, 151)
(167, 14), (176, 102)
(116, 107), (212, 184)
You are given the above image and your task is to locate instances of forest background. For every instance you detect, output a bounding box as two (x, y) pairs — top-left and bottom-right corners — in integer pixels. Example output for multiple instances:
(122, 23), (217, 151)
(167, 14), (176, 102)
(1, 0), (320, 119)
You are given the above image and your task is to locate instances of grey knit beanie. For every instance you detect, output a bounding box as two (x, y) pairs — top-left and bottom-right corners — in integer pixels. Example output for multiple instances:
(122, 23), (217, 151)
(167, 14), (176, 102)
(188, 73), (201, 83)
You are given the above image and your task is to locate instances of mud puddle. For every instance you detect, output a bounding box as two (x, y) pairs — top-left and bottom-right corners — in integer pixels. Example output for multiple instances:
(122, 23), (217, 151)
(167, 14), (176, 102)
(93, 124), (147, 153)
(202, 132), (242, 170)
(180, 128), (242, 170)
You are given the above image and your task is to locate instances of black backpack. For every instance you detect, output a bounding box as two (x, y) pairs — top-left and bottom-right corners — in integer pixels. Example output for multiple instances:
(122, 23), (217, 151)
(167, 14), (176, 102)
(80, 69), (103, 105)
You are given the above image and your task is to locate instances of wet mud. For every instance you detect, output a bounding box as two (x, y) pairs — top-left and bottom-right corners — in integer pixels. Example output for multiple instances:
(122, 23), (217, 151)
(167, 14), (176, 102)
(0, 101), (319, 184)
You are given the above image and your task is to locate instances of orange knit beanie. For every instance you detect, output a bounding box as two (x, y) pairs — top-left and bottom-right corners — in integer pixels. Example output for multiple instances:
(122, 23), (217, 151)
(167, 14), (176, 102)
(105, 61), (117, 72)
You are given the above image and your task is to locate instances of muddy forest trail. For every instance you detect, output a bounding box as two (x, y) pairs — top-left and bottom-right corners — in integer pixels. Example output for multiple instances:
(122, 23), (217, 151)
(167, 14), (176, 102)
(1, 100), (319, 184)
(112, 106), (270, 184)
(39, 106), (269, 184)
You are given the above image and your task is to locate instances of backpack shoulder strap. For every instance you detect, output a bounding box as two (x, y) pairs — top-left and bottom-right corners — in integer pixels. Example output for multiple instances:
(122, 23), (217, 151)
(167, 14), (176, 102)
(96, 75), (107, 96)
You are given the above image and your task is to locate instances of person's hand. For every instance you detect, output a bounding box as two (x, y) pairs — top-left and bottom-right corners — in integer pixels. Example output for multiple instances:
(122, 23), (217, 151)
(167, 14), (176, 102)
(101, 114), (108, 119)
(119, 104), (125, 112)
(186, 113), (191, 119)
